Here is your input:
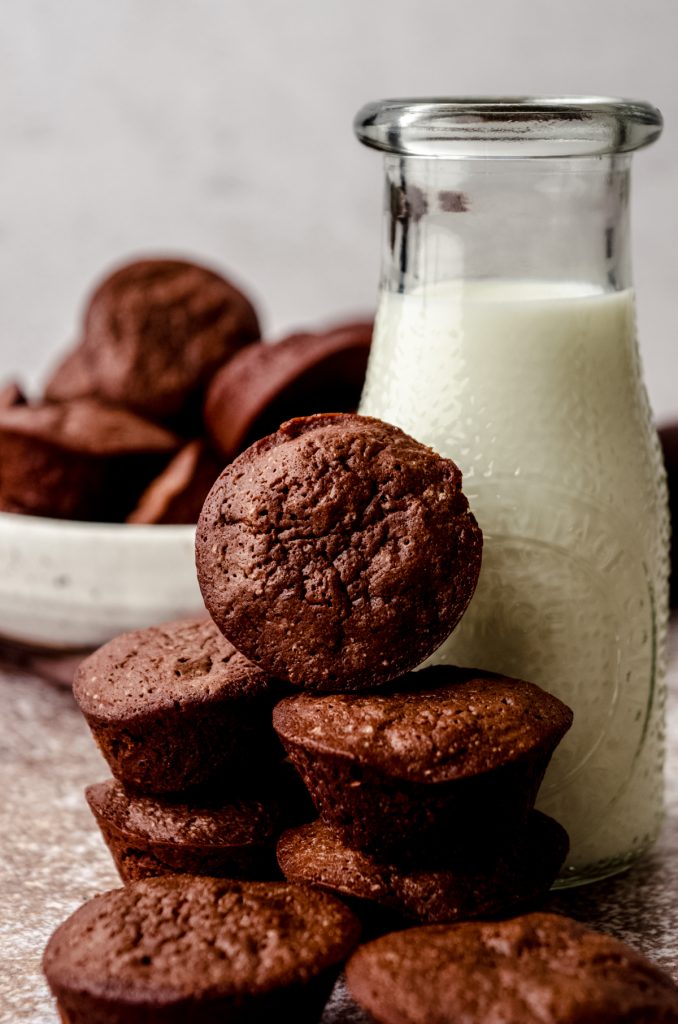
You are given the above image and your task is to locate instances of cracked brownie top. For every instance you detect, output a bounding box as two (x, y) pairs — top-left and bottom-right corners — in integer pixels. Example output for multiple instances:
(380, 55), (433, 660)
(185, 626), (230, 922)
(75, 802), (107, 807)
(73, 616), (274, 720)
(47, 258), (261, 425)
(345, 913), (678, 1024)
(43, 876), (360, 1013)
(272, 665), (573, 783)
(196, 413), (483, 691)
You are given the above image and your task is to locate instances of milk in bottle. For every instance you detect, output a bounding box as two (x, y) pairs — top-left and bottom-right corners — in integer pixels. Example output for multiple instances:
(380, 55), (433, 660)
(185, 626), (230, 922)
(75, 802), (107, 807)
(362, 278), (668, 880)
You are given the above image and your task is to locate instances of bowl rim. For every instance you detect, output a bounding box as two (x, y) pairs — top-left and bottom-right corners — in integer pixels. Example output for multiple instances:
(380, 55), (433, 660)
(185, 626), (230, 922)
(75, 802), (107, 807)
(0, 509), (196, 541)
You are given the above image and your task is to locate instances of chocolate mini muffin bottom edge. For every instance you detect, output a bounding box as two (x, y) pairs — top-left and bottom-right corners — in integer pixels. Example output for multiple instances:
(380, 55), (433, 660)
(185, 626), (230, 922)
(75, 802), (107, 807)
(86, 773), (313, 884)
(43, 877), (362, 1024)
(277, 812), (569, 930)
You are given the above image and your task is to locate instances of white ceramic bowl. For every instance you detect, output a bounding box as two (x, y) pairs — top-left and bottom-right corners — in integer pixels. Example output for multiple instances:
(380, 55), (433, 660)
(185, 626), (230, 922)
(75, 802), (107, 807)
(0, 512), (205, 650)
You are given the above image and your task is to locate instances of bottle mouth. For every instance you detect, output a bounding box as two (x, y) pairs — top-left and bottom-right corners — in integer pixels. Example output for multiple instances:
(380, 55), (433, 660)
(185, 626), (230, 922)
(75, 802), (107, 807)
(354, 97), (662, 159)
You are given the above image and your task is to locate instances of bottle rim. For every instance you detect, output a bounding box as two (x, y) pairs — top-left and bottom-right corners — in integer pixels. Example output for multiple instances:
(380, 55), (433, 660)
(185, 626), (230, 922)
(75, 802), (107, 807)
(354, 97), (662, 159)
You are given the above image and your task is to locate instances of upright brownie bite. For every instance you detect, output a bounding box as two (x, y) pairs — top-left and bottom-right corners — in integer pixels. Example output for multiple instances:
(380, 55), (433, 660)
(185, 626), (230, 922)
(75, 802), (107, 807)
(87, 770), (311, 883)
(345, 913), (678, 1024)
(127, 440), (223, 524)
(204, 321), (372, 460)
(44, 344), (95, 404)
(73, 616), (284, 793)
(43, 876), (361, 1024)
(73, 258), (260, 425)
(273, 665), (573, 857)
(196, 413), (483, 691)
(0, 398), (179, 520)
(277, 812), (568, 927)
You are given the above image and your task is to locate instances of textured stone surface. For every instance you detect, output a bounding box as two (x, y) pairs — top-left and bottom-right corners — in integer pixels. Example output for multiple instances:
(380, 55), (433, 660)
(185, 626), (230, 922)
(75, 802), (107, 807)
(1, 620), (677, 1022)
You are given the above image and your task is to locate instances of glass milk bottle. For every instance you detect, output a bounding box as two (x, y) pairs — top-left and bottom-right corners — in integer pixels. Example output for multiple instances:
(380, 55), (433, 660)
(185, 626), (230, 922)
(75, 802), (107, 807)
(354, 98), (668, 886)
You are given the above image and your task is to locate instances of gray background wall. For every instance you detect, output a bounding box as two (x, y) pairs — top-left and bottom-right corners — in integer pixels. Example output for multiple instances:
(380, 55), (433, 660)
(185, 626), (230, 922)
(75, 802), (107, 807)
(1, 0), (676, 419)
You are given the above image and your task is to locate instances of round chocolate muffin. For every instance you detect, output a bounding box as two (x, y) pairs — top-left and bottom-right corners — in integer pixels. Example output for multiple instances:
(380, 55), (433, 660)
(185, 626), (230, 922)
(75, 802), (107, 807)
(127, 440), (223, 524)
(196, 413), (483, 691)
(277, 812), (568, 927)
(204, 321), (372, 460)
(0, 398), (179, 520)
(73, 616), (284, 794)
(43, 876), (361, 1024)
(87, 770), (311, 883)
(345, 913), (678, 1023)
(272, 665), (573, 857)
(64, 258), (260, 424)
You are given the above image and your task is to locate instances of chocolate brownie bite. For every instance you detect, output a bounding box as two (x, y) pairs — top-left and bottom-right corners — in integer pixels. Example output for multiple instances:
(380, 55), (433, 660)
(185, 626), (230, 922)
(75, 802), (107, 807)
(44, 344), (96, 403)
(345, 913), (678, 1024)
(43, 876), (361, 1024)
(0, 380), (26, 408)
(277, 813), (568, 927)
(196, 413), (483, 691)
(78, 258), (260, 425)
(205, 321), (372, 460)
(73, 616), (284, 794)
(86, 770), (311, 883)
(0, 398), (179, 520)
(273, 665), (573, 857)
(127, 440), (223, 524)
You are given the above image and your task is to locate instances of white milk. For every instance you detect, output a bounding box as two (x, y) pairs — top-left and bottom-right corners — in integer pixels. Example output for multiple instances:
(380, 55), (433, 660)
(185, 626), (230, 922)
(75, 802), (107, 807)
(360, 280), (669, 882)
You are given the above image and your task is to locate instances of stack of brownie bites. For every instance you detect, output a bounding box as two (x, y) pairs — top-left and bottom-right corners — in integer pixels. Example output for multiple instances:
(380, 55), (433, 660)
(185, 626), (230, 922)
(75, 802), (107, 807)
(43, 413), (678, 1022)
(197, 413), (572, 927)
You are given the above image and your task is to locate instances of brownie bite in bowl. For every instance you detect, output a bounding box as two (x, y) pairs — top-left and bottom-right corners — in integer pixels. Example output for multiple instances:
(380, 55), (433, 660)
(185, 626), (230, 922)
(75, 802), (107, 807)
(196, 412), (483, 691)
(46, 257), (261, 429)
(126, 440), (224, 525)
(0, 398), (180, 521)
(0, 380), (26, 409)
(205, 320), (372, 460)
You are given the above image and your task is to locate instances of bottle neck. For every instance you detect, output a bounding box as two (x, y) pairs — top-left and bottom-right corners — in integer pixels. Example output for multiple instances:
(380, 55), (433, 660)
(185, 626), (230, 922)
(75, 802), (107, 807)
(381, 154), (632, 295)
